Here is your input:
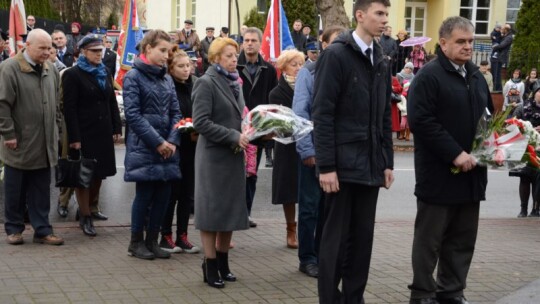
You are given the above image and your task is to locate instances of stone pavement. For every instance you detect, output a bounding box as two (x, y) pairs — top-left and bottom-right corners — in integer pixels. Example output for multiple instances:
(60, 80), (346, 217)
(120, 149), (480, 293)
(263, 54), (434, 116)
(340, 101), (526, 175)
(0, 216), (539, 303)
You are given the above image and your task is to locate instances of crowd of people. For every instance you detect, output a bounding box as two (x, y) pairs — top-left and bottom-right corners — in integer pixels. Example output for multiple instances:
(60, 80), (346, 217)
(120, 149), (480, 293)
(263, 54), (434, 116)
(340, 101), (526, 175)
(0, 0), (538, 303)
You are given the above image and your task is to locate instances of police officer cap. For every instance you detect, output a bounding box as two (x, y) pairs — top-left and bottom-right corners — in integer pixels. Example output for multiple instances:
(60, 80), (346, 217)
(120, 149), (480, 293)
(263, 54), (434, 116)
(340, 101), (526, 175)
(78, 33), (103, 49)
(306, 42), (319, 52)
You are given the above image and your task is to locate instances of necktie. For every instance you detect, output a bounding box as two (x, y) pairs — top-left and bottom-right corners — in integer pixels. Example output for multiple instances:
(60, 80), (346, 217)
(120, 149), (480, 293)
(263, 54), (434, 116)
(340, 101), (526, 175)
(365, 48), (372, 64)
(458, 66), (466, 78)
(58, 50), (64, 62)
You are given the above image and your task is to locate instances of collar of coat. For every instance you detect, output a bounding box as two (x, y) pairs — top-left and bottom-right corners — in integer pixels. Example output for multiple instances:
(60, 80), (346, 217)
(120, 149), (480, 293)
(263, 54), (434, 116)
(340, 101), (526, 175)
(15, 50), (51, 74)
(334, 30), (385, 67)
(435, 47), (479, 77)
(237, 51), (268, 69)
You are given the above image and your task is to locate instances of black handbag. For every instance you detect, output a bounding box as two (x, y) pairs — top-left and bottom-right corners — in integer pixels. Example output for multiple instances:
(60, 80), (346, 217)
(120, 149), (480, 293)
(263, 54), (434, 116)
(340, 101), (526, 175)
(55, 150), (97, 188)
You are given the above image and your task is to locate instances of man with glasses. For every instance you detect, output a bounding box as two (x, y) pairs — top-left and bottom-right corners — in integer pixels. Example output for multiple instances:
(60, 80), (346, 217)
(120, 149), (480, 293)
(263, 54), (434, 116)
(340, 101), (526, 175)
(26, 15), (36, 32)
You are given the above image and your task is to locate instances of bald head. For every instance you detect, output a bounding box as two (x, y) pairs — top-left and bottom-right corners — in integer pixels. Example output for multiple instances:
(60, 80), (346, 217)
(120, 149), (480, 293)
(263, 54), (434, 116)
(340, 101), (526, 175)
(27, 28), (51, 44)
(26, 29), (52, 64)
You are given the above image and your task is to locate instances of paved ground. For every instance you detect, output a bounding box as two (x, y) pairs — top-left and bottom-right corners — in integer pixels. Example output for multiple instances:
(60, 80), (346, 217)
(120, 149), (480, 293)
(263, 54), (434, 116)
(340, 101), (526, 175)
(0, 217), (538, 303)
(1, 137), (540, 303)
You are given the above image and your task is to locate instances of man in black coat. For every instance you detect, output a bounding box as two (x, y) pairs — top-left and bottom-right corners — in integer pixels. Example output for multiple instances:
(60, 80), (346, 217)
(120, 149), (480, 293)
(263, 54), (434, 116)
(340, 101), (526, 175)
(312, 0), (394, 302)
(102, 36), (117, 77)
(237, 27), (278, 227)
(407, 16), (493, 304)
(379, 25), (398, 74)
(291, 19), (306, 53)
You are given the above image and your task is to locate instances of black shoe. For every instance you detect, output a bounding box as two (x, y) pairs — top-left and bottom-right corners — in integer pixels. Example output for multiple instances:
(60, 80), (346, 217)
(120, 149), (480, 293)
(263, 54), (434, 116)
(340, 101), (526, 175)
(79, 216), (97, 237)
(202, 258), (225, 288)
(91, 211), (108, 221)
(249, 217), (257, 228)
(518, 208), (528, 218)
(57, 204), (68, 218)
(529, 209), (540, 217)
(216, 251), (236, 282)
(145, 231), (171, 259)
(437, 296), (468, 304)
(299, 263), (318, 278)
(410, 299), (439, 304)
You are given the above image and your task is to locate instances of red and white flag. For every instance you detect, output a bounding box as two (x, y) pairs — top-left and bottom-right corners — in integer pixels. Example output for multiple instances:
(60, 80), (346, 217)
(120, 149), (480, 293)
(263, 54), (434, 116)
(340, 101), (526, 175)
(8, 0), (27, 57)
(260, 0), (294, 63)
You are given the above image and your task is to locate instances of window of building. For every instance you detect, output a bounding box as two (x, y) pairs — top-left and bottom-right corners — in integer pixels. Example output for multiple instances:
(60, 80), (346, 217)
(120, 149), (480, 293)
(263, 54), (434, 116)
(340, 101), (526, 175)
(257, 0), (266, 14)
(506, 0), (522, 27)
(191, 0), (196, 25)
(459, 0), (491, 35)
(176, 0), (181, 29)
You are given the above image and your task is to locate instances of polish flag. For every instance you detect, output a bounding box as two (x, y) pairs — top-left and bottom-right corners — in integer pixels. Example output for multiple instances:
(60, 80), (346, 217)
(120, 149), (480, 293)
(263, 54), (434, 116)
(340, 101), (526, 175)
(260, 0), (294, 63)
(8, 0), (27, 57)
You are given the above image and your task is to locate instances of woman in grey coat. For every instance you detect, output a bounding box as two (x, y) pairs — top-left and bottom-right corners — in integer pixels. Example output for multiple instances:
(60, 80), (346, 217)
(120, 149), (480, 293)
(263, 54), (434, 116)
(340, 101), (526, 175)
(192, 37), (249, 289)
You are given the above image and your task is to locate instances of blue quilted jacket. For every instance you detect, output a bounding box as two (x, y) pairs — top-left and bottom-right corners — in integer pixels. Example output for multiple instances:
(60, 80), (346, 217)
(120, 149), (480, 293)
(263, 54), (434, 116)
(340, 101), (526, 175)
(123, 59), (182, 182)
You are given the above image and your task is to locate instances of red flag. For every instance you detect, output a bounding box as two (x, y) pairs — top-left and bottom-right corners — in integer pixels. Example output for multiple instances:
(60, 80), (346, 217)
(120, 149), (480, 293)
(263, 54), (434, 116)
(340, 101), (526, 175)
(260, 0), (294, 63)
(8, 0), (27, 57)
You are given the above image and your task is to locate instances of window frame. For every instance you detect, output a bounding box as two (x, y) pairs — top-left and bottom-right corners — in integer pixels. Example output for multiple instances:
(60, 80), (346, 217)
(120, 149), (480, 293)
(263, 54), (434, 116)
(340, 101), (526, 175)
(459, 0), (491, 36)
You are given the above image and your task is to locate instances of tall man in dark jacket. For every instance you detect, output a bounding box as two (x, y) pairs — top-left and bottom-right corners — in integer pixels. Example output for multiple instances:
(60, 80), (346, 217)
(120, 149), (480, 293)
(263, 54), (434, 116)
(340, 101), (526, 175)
(380, 25), (397, 74)
(312, 0), (394, 302)
(237, 27), (278, 227)
(407, 16), (492, 304)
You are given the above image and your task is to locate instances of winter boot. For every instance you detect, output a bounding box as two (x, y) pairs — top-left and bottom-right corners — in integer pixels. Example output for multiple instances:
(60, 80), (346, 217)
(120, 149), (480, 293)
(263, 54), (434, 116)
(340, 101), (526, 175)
(128, 232), (154, 260)
(145, 230), (171, 259)
(405, 128), (411, 141)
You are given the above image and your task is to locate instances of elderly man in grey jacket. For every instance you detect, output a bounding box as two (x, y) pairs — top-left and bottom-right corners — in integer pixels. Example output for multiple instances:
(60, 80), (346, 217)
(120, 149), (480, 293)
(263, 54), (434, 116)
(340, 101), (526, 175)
(0, 29), (64, 246)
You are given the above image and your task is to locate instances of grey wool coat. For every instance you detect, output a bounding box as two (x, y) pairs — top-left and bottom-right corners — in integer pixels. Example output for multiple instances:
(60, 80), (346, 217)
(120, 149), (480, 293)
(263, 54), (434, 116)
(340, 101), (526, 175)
(192, 65), (249, 232)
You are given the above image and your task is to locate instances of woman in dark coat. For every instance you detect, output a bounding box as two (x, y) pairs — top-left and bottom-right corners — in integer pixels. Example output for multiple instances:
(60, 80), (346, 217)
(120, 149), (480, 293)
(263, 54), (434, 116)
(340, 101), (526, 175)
(159, 46), (200, 254)
(192, 37), (249, 288)
(123, 30), (182, 260)
(394, 29), (412, 75)
(62, 34), (122, 237)
(269, 49), (305, 249)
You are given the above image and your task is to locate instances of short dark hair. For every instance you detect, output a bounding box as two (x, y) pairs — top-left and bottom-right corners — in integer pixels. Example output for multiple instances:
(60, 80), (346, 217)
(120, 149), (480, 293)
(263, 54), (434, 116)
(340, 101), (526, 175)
(480, 60), (489, 66)
(321, 26), (347, 44)
(439, 16), (474, 39)
(243, 27), (262, 42)
(353, 0), (391, 13)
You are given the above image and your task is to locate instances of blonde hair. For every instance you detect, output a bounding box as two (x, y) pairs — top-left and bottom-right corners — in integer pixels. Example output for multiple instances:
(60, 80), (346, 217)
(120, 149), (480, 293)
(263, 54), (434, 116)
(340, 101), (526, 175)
(275, 49), (305, 70)
(208, 37), (239, 64)
(167, 45), (189, 71)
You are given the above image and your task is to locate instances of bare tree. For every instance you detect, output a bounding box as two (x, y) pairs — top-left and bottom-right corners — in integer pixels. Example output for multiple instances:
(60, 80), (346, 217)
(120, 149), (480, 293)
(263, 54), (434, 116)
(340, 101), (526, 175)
(316, 0), (350, 29)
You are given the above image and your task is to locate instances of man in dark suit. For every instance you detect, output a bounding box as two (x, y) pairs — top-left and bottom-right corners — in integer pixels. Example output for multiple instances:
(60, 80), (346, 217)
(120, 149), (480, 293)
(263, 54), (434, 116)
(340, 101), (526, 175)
(312, 0), (394, 302)
(52, 30), (75, 67)
(407, 16), (492, 304)
(200, 27), (215, 72)
(102, 36), (117, 77)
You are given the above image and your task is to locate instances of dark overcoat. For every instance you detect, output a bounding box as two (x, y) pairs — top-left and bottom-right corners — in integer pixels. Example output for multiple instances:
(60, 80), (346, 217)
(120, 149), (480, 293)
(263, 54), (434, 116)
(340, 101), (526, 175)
(62, 65), (122, 179)
(269, 76), (298, 205)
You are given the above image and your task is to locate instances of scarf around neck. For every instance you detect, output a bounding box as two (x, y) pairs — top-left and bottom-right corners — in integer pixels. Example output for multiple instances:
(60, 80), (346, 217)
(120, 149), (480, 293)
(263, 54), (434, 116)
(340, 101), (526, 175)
(214, 63), (240, 99)
(77, 55), (107, 90)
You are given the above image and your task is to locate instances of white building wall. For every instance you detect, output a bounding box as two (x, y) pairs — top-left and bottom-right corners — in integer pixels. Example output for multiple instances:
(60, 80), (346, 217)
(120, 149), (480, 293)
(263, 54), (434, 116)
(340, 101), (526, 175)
(145, 0), (174, 31)
(193, 0), (230, 34)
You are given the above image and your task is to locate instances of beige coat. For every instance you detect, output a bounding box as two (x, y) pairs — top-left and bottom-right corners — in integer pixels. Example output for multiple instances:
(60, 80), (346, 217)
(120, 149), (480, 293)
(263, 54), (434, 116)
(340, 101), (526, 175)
(0, 51), (60, 169)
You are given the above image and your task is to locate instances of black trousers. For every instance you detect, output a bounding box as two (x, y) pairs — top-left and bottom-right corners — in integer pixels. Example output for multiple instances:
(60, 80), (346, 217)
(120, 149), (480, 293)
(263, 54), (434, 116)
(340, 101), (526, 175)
(4, 165), (53, 237)
(318, 183), (379, 304)
(409, 200), (480, 300)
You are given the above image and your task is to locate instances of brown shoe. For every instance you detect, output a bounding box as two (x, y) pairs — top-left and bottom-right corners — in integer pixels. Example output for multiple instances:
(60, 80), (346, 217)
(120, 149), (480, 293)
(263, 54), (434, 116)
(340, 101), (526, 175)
(6, 233), (24, 245)
(33, 234), (64, 246)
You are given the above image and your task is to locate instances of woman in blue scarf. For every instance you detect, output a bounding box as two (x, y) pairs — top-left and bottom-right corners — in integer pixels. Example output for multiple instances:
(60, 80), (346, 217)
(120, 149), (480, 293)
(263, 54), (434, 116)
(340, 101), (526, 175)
(62, 34), (122, 237)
